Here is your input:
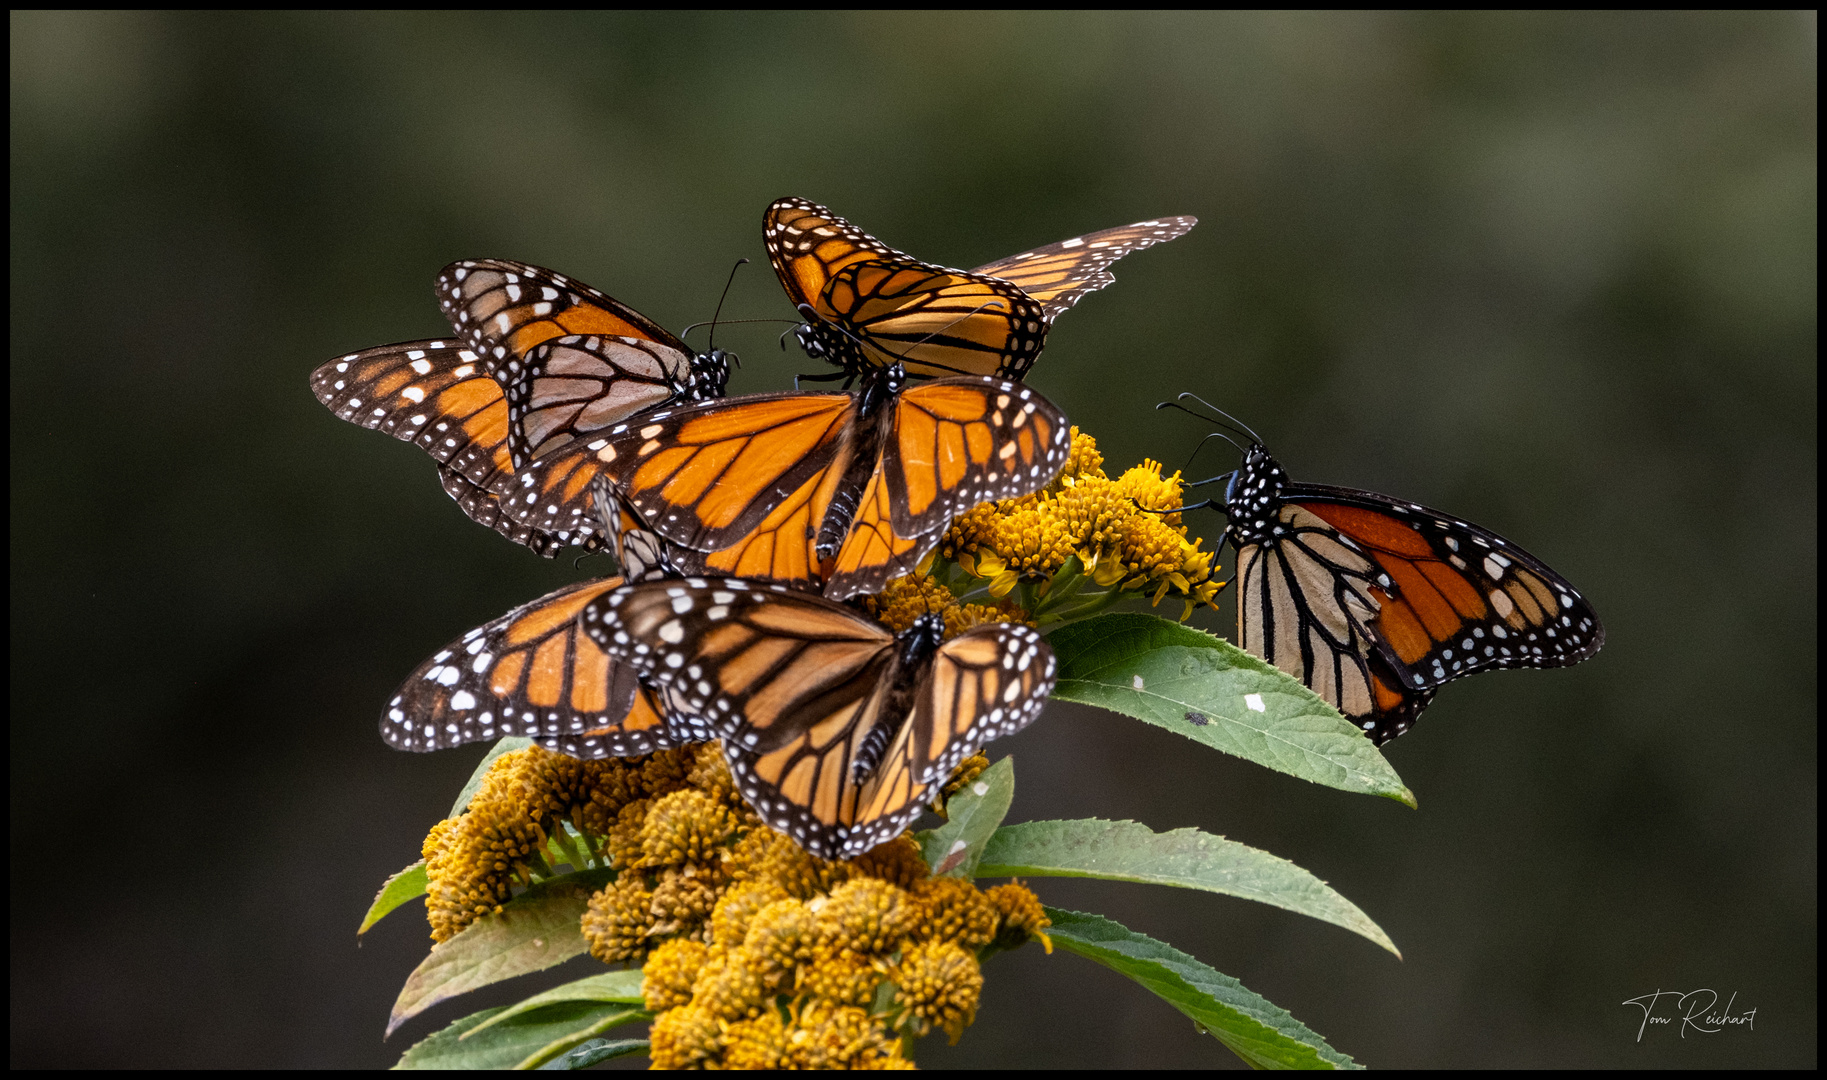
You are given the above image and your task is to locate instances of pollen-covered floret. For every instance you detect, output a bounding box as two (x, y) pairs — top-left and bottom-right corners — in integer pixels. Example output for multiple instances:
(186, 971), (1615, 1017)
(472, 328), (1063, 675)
(816, 877), (919, 958)
(639, 789), (738, 868)
(648, 1002), (723, 1069)
(788, 1001), (903, 1070)
(986, 883), (1053, 952)
(914, 876), (1000, 951)
(722, 1009), (791, 1070)
(848, 835), (930, 891)
(711, 879), (793, 949)
(892, 939), (984, 1044)
(580, 875), (657, 964)
(641, 937), (708, 1012)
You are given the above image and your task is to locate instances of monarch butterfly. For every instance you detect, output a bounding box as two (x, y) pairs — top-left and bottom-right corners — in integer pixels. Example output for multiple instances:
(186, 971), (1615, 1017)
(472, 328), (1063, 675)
(311, 261), (732, 554)
(380, 478), (709, 758)
(767, 196), (1196, 381)
(436, 260), (733, 469)
(581, 577), (1056, 858)
(495, 365), (1072, 601)
(1170, 401), (1604, 743)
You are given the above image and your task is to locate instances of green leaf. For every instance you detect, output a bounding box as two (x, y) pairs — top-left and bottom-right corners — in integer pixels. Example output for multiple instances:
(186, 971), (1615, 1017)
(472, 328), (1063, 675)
(387, 867), (615, 1036)
(360, 860), (429, 935)
(917, 757), (1015, 877)
(1046, 613), (1415, 807)
(1044, 908), (1360, 1070)
(979, 820), (1398, 956)
(464, 971), (646, 1037)
(393, 1001), (643, 1070)
(452, 737), (535, 817)
(535, 1038), (650, 1070)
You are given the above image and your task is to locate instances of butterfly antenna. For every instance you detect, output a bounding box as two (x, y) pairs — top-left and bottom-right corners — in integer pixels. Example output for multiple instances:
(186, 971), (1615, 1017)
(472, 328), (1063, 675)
(1177, 392), (1263, 446)
(702, 258), (747, 353)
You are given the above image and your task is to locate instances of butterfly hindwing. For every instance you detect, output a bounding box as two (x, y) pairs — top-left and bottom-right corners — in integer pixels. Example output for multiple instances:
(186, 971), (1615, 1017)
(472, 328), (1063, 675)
(971, 216), (1198, 321)
(381, 576), (679, 757)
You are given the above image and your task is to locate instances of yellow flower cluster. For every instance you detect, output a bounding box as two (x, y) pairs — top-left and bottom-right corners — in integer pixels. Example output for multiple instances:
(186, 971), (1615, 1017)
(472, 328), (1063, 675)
(938, 428), (1224, 620)
(420, 745), (695, 942)
(423, 744), (1052, 1069)
(643, 826), (1051, 1068)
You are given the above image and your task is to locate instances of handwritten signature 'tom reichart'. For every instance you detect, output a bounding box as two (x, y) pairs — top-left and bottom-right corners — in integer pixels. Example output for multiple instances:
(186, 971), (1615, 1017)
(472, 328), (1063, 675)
(1622, 989), (1757, 1041)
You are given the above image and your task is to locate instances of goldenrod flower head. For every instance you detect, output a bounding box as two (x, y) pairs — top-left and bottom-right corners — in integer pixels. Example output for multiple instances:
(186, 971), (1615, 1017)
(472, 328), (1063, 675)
(892, 939), (983, 1044)
(801, 948), (886, 1007)
(914, 876), (1000, 951)
(641, 937), (708, 1012)
(864, 572), (1029, 638)
(1059, 425), (1106, 483)
(816, 877), (919, 958)
(722, 1009), (790, 1070)
(580, 875), (656, 965)
(729, 826), (848, 899)
(649, 865), (724, 936)
(742, 897), (816, 986)
(420, 742), (1053, 1066)
(710, 879), (792, 950)
(639, 789), (737, 868)
(936, 429), (1224, 623)
(788, 1000), (899, 1070)
(648, 1002), (723, 1070)
(848, 834), (931, 891)
(986, 883), (1053, 953)
(690, 944), (770, 1021)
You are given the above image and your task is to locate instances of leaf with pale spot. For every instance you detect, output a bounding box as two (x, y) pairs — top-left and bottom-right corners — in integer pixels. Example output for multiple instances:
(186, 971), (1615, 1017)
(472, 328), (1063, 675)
(1047, 613), (1414, 806)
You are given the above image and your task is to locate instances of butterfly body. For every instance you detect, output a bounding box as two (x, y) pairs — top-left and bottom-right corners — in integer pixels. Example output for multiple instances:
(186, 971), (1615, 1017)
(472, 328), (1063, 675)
(1217, 442), (1604, 743)
(766, 197), (1194, 381)
(583, 579), (1055, 858)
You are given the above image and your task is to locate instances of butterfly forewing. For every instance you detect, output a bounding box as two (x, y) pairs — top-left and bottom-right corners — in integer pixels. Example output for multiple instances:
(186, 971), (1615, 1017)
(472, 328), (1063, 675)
(971, 216), (1198, 322)
(382, 577), (682, 757)
(765, 197), (913, 314)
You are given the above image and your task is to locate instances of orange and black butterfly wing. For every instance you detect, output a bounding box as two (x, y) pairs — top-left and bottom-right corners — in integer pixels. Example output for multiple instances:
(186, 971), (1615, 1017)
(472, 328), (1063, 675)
(764, 197), (911, 313)
(437, 260), (701, 468)
(1229, 446), (1603, 742)
(821, 378), (1072, 601)
(766, 198), (1048, 379)
(312, 339), (581, 555)
(581, 579), (899, 856)
(820, 259), (1048, 379)
(1231, 509), (1432, 742)
(971, 216), (1198, 323)
(494, 393), (856, 586)
(382, 576), (681, 757)
(1292, 483), (1604, 679)
(850, 625), (1056, 859)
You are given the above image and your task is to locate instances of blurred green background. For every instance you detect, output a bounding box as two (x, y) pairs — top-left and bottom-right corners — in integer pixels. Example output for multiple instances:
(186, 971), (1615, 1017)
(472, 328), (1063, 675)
(9, 11), (1815, 1069)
